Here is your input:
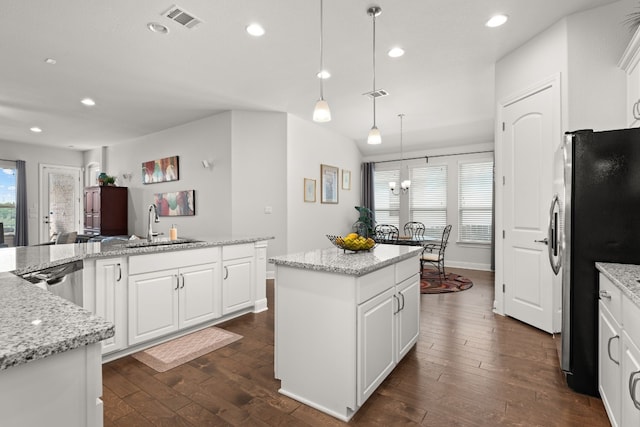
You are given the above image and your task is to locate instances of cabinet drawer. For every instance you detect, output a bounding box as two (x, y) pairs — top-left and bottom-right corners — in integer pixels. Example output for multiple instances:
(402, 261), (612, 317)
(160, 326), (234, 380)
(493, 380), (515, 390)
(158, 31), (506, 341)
(396, 257), (419, 284)
(223, 243), (254, 260)
(599, 273), (622, 323)
(356, 265), (394, 305)
(623, 295), (640, 346)
(129, 247), (220, 275)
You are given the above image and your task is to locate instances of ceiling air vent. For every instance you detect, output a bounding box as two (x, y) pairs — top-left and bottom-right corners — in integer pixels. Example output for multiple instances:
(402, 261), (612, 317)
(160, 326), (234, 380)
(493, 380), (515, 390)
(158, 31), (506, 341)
(363, 89), (389, 99)
(162, 5), (202, 29)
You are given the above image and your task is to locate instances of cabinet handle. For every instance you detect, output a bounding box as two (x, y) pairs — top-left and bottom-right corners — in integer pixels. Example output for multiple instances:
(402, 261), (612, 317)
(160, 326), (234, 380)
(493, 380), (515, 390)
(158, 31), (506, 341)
(393, 294), (400, 315)
(224, 266), (229, 280)
(634, 100), (640, 120)
(116, 263), (122, 282)
(607, 335), (619, 366)
(399, 292), (405, 311)
(180, 273), (185, 289)
(599, 290), (611, 300)
(629, 371), (640, 410)
(174, 274), (179, 290)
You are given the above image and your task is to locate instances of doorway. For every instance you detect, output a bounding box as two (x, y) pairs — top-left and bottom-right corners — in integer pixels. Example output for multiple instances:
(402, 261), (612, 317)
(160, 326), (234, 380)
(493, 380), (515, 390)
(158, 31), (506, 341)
(39, 164), (82, 243)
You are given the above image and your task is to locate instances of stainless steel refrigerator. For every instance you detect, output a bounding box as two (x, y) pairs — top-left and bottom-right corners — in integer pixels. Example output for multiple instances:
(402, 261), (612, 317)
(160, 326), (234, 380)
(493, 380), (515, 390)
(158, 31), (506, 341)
(550, 128), (640, 396)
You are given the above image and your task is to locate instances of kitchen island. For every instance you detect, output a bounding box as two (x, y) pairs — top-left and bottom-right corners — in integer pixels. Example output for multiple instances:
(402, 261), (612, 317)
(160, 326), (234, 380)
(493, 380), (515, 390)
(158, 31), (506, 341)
(269, 244), (422, 421)
(0, 235), (272, 427)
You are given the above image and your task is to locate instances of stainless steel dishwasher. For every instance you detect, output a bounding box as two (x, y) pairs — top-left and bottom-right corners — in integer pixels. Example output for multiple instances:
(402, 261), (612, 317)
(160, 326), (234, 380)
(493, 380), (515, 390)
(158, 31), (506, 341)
(19, 260), (84, 306)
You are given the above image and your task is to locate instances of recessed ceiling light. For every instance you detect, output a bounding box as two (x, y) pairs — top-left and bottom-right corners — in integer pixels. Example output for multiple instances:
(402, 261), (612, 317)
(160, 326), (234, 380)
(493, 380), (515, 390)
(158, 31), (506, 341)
(317, 70), (331, 79)
(147, 22), (169, 34)
(486, 14), (508, 28)
(81, 98), (96, 106)
(44, 58), (57, 65)
(246, 23), (265, 37)
(30, 127), (42, 133)
(388, 47), (405, 58)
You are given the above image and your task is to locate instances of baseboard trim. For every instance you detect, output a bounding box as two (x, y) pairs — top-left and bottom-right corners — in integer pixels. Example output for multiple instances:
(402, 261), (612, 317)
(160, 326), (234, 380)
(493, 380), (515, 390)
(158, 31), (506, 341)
(445, 261), (492, 271)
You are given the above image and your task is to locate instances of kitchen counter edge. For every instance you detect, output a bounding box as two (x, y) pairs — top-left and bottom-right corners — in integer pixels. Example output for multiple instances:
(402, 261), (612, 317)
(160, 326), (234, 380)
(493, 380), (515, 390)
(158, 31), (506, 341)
(596, 262), (640, 307)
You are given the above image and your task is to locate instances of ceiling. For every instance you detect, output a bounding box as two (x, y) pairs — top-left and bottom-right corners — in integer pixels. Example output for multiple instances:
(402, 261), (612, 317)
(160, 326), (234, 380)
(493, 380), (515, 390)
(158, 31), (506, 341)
(0, 0), (619, 157)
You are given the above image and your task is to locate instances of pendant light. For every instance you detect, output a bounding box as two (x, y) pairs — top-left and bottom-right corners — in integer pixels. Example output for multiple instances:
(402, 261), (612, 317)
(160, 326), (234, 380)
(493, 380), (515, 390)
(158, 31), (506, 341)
(390, 114), (410, 194)
(313, 0), (331, 122)
(367, 6), (382, 144)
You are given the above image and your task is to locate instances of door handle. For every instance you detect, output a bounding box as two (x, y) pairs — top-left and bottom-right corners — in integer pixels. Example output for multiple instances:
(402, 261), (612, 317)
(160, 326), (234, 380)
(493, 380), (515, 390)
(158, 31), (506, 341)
(393, 294), (400, 315)
(180, 273), (185, 289)
(548, 194), (562, 275)
(116, 263), (122, 282)
(599, 290), (611, 300)
(223, 266), (229, 280)
(534, 238), (549, 245)
(629, 371), (640, 410)
(174, 274), (179, 290)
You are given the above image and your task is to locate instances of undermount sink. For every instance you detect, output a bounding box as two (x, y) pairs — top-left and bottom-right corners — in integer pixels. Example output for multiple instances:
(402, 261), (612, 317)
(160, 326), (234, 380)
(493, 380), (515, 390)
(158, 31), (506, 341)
(123, 238), (202, 248)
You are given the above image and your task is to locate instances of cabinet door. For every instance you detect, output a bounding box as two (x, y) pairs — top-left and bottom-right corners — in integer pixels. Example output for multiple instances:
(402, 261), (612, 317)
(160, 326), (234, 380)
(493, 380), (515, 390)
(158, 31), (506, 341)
(95, 258), (127, 355)
(357, 287), (396, 406)
(396, 275), (420, 360)
(599, 301), (621, 427)
(128, 270), (179, 345)
(622, 332), (640, 426)
(179, 263), (221, 329)
(222, 257), (254, 315)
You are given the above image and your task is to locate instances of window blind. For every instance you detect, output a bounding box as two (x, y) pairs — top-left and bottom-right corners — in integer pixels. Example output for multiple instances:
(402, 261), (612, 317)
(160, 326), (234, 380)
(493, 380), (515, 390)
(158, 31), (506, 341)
(459, 161), (493, 243)
(409, 165), (447, 239)
(373, 169), (400, 227)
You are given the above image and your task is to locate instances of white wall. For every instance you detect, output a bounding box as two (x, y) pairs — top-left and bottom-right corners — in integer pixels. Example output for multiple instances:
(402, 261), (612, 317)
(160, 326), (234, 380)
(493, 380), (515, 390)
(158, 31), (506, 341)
(566, 0), (634, 131)
(287, 114), (363, 253)
(230, 110), (288, 266)
(0, 139), (84, 245)
(106, 112), (233, 238)
(364, 142), (495, 271)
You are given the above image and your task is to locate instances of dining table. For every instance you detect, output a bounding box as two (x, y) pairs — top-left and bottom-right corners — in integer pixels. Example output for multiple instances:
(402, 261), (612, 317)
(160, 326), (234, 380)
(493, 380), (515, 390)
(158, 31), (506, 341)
(375, 235), (439, 247)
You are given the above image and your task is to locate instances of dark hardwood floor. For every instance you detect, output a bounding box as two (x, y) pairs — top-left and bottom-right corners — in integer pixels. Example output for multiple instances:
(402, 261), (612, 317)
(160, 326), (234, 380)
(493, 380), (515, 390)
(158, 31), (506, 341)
(102, 268), (610, 426)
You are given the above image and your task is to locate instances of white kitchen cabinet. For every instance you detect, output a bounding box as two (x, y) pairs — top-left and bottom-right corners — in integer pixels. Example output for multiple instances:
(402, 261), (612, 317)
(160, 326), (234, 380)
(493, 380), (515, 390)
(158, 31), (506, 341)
(128, 262), (219, 345)
(622, 293), (640, 426)
(128, 248), (221, 346)
(619, 25), (640, 128)
(222, 244), (254, 315)
(599, 301), (621, 427)
(95, 257), (127, 355)
(275, 254), (420, 421)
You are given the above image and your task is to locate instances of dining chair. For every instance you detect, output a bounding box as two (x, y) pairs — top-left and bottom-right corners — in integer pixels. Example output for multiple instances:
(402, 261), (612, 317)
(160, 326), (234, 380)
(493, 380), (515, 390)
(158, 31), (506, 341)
(403, 221), (426, 238)
(0, 222), (6, 248)
(420, 224), (452, 283)
(374, 224), (399, 241)
(55, 231), (78, 244)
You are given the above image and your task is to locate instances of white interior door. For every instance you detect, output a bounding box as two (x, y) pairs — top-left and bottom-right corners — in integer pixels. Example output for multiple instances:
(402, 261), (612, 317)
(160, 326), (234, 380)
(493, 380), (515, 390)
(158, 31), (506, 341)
(502, 83), (558, 333)
(39, 164), (81, 243)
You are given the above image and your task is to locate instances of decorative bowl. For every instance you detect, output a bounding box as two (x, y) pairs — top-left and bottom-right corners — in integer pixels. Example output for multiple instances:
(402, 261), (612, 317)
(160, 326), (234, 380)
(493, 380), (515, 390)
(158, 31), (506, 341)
(326, 234), (377, 253)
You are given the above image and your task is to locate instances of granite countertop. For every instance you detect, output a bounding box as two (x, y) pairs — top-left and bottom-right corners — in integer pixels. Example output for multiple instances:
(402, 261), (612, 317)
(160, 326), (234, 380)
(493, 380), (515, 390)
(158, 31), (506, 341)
(269, 244), (423, 276)
(0, 235), (273, 371)
(596, 262), (640, 307)
(2, 235), (274, 275)
(0, 272), (114, 371)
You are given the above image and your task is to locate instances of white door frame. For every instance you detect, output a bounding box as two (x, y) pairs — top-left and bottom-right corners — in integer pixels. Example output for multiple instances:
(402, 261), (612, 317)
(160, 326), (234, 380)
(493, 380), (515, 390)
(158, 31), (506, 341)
(39, 163), (83, 243)
(494, 73), (562, 318)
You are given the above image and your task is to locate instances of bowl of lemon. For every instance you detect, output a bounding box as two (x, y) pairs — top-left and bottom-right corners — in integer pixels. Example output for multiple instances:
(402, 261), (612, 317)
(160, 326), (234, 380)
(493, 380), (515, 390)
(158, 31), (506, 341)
(327, 233), (377, 253)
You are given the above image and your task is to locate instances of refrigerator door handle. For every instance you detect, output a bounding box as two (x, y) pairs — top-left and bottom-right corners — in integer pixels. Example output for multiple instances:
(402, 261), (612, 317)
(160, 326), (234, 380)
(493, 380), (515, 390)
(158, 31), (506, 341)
(548, 194), (562, 275)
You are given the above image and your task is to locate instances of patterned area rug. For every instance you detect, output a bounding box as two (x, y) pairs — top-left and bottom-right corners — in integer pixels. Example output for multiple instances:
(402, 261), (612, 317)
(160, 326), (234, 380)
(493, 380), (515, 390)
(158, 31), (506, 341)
(132, 326), (242, 372)
(421, 269), (473, 294)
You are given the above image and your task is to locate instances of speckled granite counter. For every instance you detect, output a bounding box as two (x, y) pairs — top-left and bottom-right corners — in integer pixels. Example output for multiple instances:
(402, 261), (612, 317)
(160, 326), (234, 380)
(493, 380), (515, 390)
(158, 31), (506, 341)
(1, 235), (274, 275)
(0, 272), (114, 370)
(596, 262), (640, 307)
(269, 244), (423, 276)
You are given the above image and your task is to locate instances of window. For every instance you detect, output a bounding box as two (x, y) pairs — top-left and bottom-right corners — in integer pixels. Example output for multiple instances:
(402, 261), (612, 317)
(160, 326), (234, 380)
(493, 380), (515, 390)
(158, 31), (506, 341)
(409, 165), (447, 239)
(0, 161), (17, 244)
(373, 169), (400, 227)
(459, 161), (493, 243)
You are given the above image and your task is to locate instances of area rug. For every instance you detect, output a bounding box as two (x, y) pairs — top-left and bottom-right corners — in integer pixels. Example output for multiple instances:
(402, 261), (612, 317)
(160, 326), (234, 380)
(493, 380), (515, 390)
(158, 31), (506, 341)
(420, 269), (473, 294)
(132, 326), (242, 372)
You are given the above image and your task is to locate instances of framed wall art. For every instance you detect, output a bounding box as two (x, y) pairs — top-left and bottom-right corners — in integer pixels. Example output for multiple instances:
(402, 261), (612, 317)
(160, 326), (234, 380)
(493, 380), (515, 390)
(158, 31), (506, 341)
(154, 190), (195, 216)
(342, 169), (351, 190)
(304, 178), (316, 202)
(142, 155), (179, 184)
(320, 164), (339, 204)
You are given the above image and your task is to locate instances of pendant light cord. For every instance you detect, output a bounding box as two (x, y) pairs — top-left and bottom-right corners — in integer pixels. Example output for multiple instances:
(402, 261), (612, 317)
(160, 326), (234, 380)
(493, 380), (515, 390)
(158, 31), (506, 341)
(372, 11), (377, 127)
(319, 0), (325, 100)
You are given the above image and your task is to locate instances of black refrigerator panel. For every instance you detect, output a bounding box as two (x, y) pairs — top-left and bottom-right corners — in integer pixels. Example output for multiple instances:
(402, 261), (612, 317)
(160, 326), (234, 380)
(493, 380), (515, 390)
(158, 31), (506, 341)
(566, 128), (640, 396)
